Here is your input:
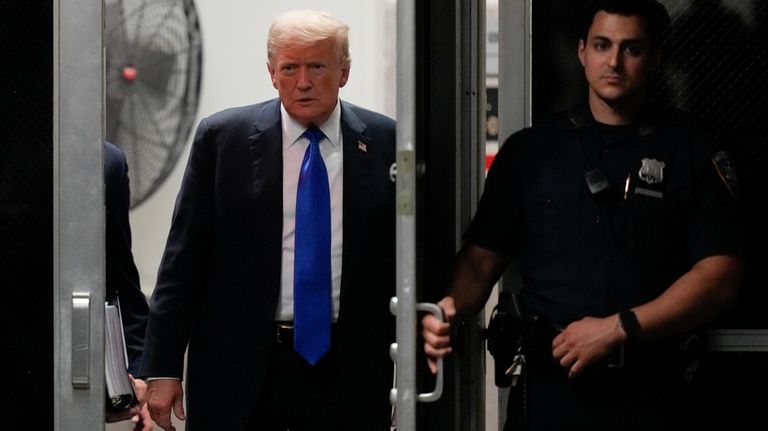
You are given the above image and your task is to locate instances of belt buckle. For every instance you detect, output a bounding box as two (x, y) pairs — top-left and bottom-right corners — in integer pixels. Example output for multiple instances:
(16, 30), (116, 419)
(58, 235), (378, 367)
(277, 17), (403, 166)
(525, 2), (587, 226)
(275, 323), (293, 344)
(608, 344), (625, 368)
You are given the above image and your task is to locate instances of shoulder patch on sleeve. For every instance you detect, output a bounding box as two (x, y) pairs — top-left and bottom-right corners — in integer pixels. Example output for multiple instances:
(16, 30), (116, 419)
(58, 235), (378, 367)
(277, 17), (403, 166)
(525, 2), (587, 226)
(711, 151), (741, 199)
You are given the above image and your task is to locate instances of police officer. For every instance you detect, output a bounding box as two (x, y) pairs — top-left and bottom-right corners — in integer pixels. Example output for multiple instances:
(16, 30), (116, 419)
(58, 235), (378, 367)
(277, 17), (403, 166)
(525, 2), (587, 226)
(422, 0), (743, 429)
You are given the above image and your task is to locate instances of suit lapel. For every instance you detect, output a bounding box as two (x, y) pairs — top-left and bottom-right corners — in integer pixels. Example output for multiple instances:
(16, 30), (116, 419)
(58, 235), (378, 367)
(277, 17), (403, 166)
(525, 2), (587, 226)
(339, 102), (372, 316)
(247, 100), (283, 299)
(248, 99), (283, 200)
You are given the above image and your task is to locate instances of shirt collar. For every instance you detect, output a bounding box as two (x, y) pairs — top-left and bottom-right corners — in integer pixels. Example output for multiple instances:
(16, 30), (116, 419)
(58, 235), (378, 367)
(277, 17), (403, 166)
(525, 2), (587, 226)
(281, 100), (342, 149)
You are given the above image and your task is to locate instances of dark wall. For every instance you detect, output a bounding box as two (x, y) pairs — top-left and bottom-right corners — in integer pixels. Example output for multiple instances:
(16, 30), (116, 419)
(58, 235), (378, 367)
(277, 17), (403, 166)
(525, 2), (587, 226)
(1, 2), (54, 428)
(658, 0), (768, 329)
(415, 1), (460, 429)
(416, 1), (485, 430)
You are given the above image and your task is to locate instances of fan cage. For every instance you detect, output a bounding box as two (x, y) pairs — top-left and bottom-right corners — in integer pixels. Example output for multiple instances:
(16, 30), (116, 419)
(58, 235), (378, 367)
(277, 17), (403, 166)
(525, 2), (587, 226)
(106, 0), (203, 208)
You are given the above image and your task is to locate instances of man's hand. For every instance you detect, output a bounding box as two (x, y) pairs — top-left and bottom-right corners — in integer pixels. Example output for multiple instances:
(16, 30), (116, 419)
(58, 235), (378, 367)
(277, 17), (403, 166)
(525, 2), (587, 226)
(146, 379), (185, 431)
(551, 315), (626, 378)
(421, 297), (457, 374)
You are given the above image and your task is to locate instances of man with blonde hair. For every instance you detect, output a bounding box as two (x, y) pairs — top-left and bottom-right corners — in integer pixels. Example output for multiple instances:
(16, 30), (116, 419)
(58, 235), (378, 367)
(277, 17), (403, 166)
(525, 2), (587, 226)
(142, 10), (396, 431)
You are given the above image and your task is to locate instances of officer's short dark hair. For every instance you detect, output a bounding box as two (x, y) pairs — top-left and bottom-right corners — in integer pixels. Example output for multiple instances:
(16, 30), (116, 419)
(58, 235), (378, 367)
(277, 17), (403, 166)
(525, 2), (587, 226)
(575, 0), (671, 50)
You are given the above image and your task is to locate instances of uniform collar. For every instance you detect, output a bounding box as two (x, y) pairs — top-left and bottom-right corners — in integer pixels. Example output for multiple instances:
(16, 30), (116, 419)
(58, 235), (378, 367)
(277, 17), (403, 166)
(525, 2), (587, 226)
(564, 104), (656, 136)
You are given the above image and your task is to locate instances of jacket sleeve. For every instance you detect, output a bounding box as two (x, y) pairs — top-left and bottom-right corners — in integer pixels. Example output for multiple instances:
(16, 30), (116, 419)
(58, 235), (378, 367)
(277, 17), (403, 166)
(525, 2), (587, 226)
(139, 118), (217, 379)
(105, 142), (149, 376)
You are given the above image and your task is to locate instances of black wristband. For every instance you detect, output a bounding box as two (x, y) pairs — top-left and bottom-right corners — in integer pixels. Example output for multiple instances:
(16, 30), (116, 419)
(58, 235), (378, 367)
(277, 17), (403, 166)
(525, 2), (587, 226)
(618, 310), (641, 343)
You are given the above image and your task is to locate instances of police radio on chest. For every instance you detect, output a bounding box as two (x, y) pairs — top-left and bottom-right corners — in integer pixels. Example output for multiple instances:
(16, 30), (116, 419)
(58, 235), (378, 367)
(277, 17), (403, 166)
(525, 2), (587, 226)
(585, 168), (616, 201)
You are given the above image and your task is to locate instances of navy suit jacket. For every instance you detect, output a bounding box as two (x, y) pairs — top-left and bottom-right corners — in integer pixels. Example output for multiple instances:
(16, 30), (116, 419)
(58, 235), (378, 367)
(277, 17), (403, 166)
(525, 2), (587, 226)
(142, 99), (396, 430)
(105, 142), (149, 376)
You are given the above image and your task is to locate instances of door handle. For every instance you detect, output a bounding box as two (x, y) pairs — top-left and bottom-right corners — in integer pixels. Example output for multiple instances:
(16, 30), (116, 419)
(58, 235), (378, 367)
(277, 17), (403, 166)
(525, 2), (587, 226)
(415, 302), (444, 402)
(71, 292), (90, 388)
(389, 298), (444, 403)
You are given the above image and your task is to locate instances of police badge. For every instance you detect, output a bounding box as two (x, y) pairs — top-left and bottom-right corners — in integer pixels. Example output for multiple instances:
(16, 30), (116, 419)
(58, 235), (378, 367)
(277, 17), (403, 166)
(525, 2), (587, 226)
(638, 158), (665, 185)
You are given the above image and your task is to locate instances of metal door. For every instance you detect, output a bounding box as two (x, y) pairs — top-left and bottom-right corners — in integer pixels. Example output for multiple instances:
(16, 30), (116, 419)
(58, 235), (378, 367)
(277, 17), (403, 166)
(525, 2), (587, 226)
(391, 0), (487, 430)
(54, 0), (107, 428)
(4, 0), (105, 428)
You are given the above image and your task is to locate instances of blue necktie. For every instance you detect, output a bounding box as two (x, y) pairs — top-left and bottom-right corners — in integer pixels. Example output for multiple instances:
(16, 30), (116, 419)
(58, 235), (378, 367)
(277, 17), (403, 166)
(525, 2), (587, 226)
(294, 127), (332, 365)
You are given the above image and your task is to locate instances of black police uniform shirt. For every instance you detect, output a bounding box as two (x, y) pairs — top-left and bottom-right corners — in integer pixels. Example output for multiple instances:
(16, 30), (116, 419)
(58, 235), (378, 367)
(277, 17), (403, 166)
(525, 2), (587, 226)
(465, 105), (742, 327)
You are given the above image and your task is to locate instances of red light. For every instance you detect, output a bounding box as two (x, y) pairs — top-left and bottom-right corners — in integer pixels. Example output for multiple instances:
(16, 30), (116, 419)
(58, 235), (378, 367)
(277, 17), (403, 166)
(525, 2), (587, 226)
(121, 66), (138, 82)
(485, 154), (495, 171)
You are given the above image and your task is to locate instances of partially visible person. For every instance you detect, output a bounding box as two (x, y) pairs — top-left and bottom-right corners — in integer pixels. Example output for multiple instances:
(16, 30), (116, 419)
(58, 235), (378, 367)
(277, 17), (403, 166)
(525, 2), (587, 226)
(104, 141), (154, 431)
(422, 1), (743, 430)
(141, 10), (396, 431)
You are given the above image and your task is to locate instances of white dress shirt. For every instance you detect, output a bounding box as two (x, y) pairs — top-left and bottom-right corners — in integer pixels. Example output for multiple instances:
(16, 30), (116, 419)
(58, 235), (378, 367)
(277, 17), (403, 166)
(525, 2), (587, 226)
(276, 101), (343, 322)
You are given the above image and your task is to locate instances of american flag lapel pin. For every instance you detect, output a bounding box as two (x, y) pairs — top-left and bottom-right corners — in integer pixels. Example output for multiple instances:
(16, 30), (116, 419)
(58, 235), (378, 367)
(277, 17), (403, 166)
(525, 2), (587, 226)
(358, 141), (368, 153)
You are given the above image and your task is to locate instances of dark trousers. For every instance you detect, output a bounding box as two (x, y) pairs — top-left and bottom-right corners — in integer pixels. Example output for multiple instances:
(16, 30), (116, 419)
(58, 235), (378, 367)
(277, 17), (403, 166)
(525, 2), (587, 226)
(504, 354), (700, 431)
(247, 342), (342, 431)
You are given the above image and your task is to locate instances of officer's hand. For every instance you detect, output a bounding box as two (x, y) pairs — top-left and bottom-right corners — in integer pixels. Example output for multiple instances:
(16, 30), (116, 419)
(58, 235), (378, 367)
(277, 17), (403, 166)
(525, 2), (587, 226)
(421, 297), (456, 374)
(129, 377), (155, 431)
(104, 375), (151, 425)
(551, 315), (624, 378)
(146, 379), (185, 431)
(130, 402), (155, 431)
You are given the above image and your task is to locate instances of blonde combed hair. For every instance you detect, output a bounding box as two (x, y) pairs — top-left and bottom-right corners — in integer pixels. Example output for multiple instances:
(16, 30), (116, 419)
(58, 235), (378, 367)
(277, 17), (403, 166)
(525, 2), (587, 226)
(267, 10), (351, 66)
